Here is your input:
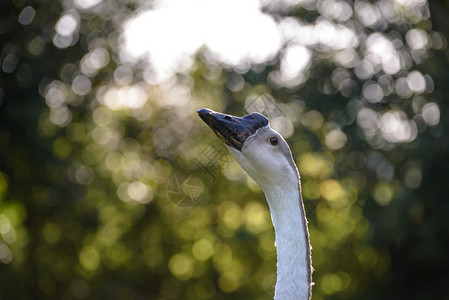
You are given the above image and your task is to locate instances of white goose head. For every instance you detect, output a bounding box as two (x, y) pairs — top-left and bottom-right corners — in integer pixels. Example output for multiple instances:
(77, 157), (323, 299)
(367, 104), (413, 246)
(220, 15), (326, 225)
(197, 108), (299, 193)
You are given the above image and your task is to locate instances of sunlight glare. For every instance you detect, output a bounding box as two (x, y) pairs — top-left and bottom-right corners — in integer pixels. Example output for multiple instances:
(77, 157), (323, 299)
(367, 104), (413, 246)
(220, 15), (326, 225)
(122, 0), (280, 81)
(101, 84), (148, 110)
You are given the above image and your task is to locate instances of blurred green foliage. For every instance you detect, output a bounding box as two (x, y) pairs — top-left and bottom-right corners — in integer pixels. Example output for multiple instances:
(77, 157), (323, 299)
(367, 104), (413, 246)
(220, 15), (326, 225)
(1, 0), (449, 299)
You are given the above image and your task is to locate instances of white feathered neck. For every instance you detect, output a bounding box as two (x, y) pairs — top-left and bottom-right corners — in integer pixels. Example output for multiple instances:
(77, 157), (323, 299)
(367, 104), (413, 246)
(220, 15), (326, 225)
(227, 126), (312, 300)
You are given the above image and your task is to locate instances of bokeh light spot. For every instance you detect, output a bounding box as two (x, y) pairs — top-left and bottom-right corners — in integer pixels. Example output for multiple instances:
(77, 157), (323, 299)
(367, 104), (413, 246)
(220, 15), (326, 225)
(168, 253), (194, 280)
(55, 12), (79, 36)
(42, 223), (62, 243)
(320, 179), (343, 202)
(404, 164), (422, 189)
(218, 271), (241, 293)
(421, 102), (440, 126)
(193, 238), (215, 261)
(406, 29), (428, 50)
(72, 75), (92, 96)
(79, 246), (100, 271)
(373, 183), (394, 206)
(325, 129), (347, 150)
(18, 6), (36, 26)
(301, 110), (324, 131)
(407, 70), (426, 93)
(0, 243), (13, 264)
(299, 152), (334, 179)
(127, 181), (152, 203)
(320, 272), (351, 294)
(244, 201), (271, 234)
(362, 81), (383, 103)
(53, 136), (72, 158)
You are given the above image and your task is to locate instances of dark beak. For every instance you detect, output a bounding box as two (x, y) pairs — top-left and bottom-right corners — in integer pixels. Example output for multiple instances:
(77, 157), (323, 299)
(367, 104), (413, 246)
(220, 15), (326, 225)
(197, 108), (268, 151)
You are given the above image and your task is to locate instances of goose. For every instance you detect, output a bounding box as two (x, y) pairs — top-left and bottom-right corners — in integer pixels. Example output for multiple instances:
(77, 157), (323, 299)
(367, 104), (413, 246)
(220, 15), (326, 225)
(197, 108), (312, 300)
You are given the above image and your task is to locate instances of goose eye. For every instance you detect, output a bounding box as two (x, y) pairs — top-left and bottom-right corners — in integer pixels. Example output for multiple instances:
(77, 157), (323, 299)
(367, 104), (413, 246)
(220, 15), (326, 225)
(269, 137), (278, 145)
